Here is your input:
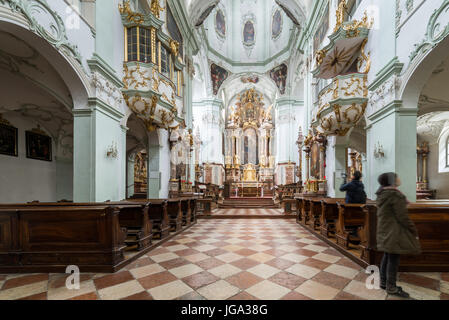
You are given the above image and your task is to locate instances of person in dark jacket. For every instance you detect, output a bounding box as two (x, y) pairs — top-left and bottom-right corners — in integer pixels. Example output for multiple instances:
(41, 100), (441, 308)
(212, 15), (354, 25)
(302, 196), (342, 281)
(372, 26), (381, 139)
(340, 171), (367, 204)
(376, 172), (421, 298)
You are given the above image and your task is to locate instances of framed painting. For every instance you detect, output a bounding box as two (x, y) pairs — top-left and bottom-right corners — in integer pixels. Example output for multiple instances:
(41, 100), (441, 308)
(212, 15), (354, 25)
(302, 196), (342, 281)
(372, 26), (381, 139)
(0, 120), (18, 157)
(243, 20), (255, 46)
(26, 129), (52, 162)
(272, 9), (283, 39)
(215, 9), (226, 38)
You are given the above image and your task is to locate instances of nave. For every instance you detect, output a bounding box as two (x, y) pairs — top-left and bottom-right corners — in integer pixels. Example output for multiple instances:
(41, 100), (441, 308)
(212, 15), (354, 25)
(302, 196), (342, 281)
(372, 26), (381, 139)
(0, 214), (447, 300)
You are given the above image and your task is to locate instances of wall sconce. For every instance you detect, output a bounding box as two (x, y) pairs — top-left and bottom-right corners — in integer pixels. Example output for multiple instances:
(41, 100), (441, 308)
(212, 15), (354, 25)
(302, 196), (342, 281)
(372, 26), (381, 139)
(374, 142), (385, 159)
(106, 142), (118, 159)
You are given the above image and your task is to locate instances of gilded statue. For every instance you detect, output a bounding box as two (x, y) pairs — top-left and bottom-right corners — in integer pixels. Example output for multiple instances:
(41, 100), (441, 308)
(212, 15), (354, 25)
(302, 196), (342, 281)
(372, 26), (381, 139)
(262, 105), (273, 122)
(150, 0), (165, 19)
(119, 0), (145, 25)
(170, 40), (180, 56)
(334, 0), (348, 32)
(304, 130), (313, 147)
(134, 152), (147, 182)
(315, 49), (327, 66)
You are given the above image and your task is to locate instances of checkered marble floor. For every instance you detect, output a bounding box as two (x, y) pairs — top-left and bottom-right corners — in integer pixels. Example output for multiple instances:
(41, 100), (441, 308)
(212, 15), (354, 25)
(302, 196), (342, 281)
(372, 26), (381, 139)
(0, 218), (448, 300)
(212, 208), (286, 216)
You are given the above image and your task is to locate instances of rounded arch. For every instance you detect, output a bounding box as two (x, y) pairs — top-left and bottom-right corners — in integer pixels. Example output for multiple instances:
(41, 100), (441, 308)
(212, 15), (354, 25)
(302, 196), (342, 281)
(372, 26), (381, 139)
(0, 20), (90, 108)
(219, 73), (280, 105)
(400, 34), (449, 110)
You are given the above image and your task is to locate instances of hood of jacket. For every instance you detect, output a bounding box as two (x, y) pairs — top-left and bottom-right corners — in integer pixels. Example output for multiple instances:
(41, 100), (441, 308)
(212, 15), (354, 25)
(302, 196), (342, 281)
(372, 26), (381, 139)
(376, 188), (401, 207)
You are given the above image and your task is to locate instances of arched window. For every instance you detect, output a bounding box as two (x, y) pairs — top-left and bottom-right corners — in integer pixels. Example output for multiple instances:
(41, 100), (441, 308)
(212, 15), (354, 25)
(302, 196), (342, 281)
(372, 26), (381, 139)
(446, 136), (449, 168)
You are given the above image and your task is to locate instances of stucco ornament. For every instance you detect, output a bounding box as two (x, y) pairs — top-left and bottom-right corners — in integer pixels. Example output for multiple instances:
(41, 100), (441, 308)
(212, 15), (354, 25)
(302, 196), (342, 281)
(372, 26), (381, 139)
(91, 71), (124, 107)
(409, 0), (449, 63)
(0, 0), (83, 68)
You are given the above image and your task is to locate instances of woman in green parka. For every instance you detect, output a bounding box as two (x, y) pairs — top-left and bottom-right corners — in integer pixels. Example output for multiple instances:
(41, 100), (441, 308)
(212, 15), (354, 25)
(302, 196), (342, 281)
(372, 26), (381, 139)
(376, 172), (421, 298)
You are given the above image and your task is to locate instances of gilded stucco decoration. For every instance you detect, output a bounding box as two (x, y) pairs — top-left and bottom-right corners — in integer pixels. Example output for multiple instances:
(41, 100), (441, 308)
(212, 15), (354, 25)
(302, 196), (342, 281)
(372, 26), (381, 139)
(313, 0), (373, 79)
(312, 74), (368, 137)
(119, 0), (145, 25)
(150, 0), (165, 19)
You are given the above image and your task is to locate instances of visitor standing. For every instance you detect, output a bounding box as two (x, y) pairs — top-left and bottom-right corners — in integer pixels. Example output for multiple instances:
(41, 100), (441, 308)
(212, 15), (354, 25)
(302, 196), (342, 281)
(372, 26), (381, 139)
(376, 172), (421, 298)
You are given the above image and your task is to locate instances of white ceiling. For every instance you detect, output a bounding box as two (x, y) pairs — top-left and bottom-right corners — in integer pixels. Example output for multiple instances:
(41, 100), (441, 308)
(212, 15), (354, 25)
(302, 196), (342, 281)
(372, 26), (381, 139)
(0, 31), (73, 145)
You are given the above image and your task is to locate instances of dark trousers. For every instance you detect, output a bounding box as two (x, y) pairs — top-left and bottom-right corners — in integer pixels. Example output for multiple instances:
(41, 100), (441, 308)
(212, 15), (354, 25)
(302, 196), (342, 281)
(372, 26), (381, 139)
(380, 253), (400, 290)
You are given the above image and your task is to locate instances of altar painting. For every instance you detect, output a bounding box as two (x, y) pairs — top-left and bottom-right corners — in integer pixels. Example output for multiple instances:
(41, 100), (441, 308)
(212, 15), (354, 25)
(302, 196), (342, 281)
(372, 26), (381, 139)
(242, 128), (258, 165)
(310, 143), (320, 179)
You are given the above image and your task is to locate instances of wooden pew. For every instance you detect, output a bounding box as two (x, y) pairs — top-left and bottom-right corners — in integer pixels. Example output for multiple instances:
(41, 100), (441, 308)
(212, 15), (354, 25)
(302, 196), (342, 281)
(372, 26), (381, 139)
(114, 203), (153, 251)
(146, 200), (170, 240)
(308, 198), (324, 230)
(165, 199), (182, 232)
(295, 197), (303, 224)
(283, 199), (296, 214)
(0, 206), (127, 273)
(197, 198), (212, 215)
(180, 198), (192, 227)
(189, 198), (197, 223)
(335, 203), (366, 249)
(319, 198), (345, 237)
(300, 197), (315, 226)
(0, 201), (153, 252)
(360, 203), (449, 271)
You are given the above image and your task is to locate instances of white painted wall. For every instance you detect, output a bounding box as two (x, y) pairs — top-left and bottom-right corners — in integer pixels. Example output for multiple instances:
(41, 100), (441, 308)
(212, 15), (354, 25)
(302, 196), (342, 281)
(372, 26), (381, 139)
(428, 141), (449, 199)
(0, 115), (73, 203)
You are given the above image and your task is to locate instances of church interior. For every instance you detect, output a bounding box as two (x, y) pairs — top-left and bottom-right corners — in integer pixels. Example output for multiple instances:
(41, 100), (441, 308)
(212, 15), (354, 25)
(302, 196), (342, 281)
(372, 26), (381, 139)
(0, 0), (449, 301)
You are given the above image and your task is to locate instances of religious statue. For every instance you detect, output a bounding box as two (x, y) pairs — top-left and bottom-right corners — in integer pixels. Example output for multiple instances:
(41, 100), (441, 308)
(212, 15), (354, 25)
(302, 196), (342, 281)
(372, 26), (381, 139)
(134, 152), (147, 183)
(169, 39), (180, 56)
(262, 105), (273, 122)
(233, 154), (240, 166)
(315, 49), (327, 66)
(334, 0), (348, 32)
(150, 0), (165, 19)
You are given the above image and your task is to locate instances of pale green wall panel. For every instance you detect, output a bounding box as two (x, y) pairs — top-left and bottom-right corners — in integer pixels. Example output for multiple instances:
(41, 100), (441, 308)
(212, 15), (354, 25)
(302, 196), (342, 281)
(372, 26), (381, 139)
(73, 110), (95, 202)
(94, 109), (125, 201)
(95, 0), (115, 67)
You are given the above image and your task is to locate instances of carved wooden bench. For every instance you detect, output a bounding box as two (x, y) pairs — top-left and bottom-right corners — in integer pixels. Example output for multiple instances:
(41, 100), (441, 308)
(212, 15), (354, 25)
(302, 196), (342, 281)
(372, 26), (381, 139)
(0, 206), (127, 273)
(282, 199), (296, 214)
(0, 201), (153, 252)
(335, 203), (366, 249)
(360, 203), (449, 271)
(319, 198), (345, 237)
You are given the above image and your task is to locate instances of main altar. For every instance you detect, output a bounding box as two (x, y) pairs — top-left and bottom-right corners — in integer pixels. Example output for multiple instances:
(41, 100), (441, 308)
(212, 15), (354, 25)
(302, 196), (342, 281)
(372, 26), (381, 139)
(224, 88), (275, 198)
